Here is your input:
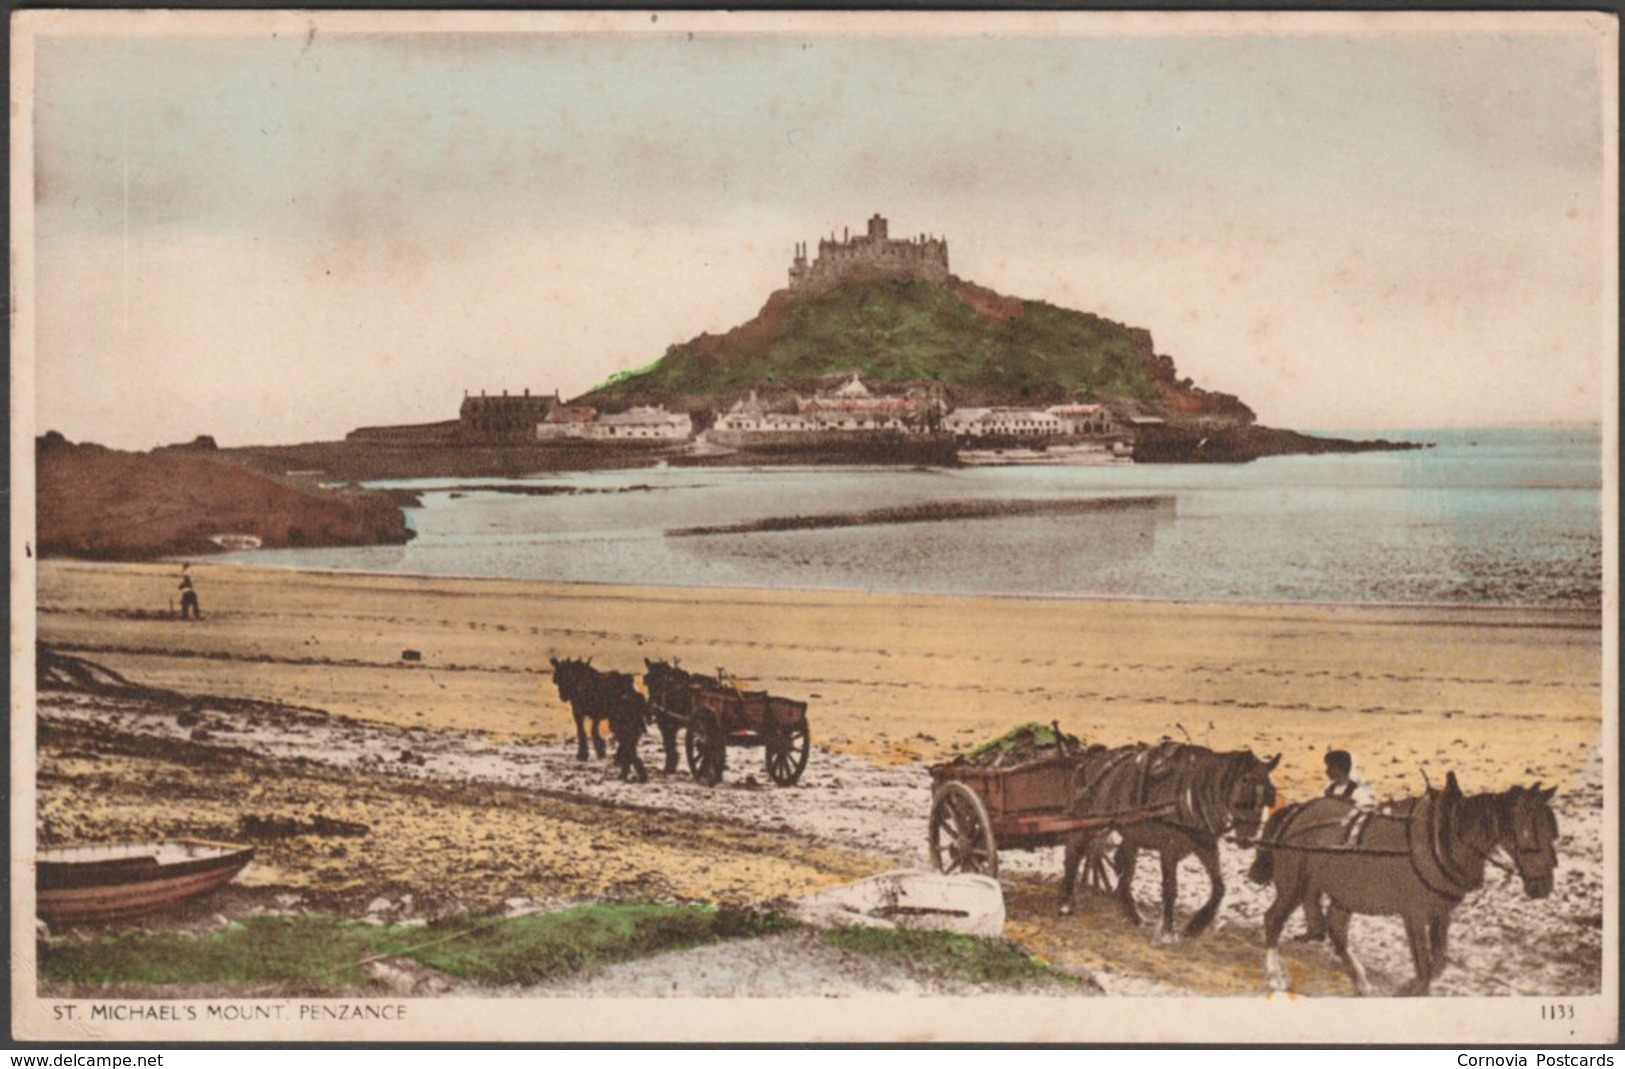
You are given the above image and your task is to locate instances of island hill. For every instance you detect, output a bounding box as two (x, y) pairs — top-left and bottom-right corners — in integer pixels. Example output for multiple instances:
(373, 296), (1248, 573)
(35, 214), (1420, 561)
(348, 213), (1417, 468)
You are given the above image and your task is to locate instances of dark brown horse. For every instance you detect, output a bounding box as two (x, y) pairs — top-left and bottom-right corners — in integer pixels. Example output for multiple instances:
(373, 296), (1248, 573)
(641, 658), (703, 775)
(1058, 741), (1279, 941)
(549, 657), (648, 782)
(1249, 772), (1559, 995)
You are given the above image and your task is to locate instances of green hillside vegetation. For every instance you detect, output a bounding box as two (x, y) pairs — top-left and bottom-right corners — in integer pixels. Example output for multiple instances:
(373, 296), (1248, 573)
(601, 280), (1161, 400)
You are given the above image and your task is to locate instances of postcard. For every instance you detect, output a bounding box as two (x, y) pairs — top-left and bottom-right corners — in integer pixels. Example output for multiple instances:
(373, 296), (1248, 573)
(11, 9), (1617, 1044)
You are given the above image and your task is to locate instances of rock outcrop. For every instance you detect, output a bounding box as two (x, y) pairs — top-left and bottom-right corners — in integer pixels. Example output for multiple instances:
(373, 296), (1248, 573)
(35, 436), (414, 560)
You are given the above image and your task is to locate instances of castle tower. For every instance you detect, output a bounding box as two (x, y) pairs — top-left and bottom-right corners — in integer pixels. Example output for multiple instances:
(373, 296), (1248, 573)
(788, 215), (949, 295)
(788, 241), (809, 289)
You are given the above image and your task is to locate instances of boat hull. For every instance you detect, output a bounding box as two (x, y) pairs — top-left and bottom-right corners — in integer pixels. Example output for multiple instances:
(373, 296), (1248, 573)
(208, 534), (263, 550)
(959, 444), (1132, 467)
(36, 840), (255, 923)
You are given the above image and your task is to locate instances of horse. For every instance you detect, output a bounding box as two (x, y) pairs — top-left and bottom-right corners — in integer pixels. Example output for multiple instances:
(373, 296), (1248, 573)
(1057, 741), (1280, 942)
(1249, 772), (1558, 996)
(642, 658), (703, 775)
(549, 656), (649, 781)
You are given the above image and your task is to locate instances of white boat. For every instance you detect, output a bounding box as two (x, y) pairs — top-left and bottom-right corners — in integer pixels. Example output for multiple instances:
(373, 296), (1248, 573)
(958, 442), (1132, 467)
(208, 533), (263, 550)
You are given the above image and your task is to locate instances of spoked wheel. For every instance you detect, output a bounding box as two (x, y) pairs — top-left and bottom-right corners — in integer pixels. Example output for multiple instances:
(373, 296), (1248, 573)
(928, 781), (999, 877)
(1083, 830), (1120, 894)
(685, 721), (726, 787)
(764, 724), (811, 786)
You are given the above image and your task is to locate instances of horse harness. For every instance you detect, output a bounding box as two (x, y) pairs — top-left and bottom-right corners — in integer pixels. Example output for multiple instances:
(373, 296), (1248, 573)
(1261, 791), (1483, 901)
(1070, 743), (1227, 835)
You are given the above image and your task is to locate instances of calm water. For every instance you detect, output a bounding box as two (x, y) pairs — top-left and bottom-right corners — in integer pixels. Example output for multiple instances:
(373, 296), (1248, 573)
(221, 426), (1604, 607)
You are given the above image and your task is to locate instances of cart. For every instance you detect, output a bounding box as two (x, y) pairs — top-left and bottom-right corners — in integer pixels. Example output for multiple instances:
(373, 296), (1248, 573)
(927, 738), (1114, 879)
(645, 664), (811, 787)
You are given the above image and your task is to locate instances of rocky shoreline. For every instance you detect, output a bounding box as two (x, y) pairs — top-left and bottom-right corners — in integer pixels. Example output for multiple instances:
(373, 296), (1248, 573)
(1131, 423), (1428, 463)
(34, 436), (413, 562)
(34, 421), (1423, 562)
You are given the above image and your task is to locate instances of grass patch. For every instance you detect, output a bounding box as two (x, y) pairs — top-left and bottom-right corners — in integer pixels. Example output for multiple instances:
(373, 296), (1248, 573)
(407, 904), (794, 986)
(40, 904), (797, 990)
(822, 926), (1089, 990)
(40, 915), (389, 989)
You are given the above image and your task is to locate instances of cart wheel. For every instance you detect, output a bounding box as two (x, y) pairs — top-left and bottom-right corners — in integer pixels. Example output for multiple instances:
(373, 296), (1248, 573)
(686, 722), (726, 787)
(928, 782), (999, 878)
(1083, 830), (1120, 894)
(764, 724), (811, 786)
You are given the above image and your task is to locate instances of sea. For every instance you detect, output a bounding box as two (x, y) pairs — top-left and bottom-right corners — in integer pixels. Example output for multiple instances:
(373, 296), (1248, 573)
(219, 426), (1605, 608)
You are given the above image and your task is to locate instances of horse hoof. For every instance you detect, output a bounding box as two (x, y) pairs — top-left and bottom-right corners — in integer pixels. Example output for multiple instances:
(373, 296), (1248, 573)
(1058, 903), (1072, 917)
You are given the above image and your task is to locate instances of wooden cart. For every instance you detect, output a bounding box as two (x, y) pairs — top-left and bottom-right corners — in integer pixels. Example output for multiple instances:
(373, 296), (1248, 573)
(927, 746), (1104, 878)
(645, 664), (811, 787)
(683, 683), (810, 787)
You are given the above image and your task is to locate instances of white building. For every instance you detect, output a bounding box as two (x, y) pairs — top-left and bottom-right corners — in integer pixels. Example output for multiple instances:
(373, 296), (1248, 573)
(714, 378), (938, 436)
(588, 406), (693, 440)
(947, 403), (1118, 438)
(947, 407), (1064, 437)
(534, 403), (597, 440)
(1049, 404), (1116, 436)
(942, 407), (993, 435)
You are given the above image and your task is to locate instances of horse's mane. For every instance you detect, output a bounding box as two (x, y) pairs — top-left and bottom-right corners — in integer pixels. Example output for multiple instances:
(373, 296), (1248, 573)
(1452, 783), (1551, 845)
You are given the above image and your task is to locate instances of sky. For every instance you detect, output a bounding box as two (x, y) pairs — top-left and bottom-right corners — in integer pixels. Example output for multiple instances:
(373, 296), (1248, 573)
(16, 11), (1617, 448)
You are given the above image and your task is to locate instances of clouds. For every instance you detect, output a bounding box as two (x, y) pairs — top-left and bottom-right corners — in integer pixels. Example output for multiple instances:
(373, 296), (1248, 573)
(23, 13), (1614, 447)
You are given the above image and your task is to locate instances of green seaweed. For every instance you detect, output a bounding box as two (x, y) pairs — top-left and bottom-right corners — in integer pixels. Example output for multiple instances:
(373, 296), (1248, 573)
(968, 721), (1081, 762)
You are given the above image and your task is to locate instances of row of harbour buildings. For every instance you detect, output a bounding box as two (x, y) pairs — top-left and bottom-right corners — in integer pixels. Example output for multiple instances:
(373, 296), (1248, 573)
(448, 375), (1138, 447)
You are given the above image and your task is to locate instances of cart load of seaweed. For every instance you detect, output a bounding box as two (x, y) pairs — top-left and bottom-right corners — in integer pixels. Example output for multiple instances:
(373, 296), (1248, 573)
(961, 721), (1085, 768)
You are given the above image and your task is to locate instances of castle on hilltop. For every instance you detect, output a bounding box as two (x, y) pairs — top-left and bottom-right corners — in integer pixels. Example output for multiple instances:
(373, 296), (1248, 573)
(787, 214), (949, 295)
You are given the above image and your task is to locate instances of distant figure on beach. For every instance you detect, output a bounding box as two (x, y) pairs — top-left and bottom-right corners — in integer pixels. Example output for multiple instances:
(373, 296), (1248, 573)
(178, 566), (201, 620)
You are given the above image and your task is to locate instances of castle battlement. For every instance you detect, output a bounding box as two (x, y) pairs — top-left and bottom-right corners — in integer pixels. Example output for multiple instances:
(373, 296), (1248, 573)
(788, 214), (950, 294)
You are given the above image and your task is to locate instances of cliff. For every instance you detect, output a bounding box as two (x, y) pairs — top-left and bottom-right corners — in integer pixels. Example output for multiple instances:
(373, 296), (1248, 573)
(34, 434), (415, 560)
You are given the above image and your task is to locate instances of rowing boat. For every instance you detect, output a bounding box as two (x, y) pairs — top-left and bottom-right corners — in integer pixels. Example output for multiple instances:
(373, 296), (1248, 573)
(36, 839), (255, 924)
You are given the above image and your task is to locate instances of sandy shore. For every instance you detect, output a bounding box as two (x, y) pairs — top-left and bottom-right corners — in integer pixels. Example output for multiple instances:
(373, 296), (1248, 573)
(24, 559), (1609, 999)
(32, 560), (1604, 799)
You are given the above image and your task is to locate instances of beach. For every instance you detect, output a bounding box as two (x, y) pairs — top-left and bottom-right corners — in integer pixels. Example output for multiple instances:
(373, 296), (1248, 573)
(28, 559), (1608, 998)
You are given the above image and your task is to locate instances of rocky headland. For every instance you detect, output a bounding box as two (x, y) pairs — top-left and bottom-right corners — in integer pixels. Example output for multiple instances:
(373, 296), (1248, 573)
(34, 432), (414, 561)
